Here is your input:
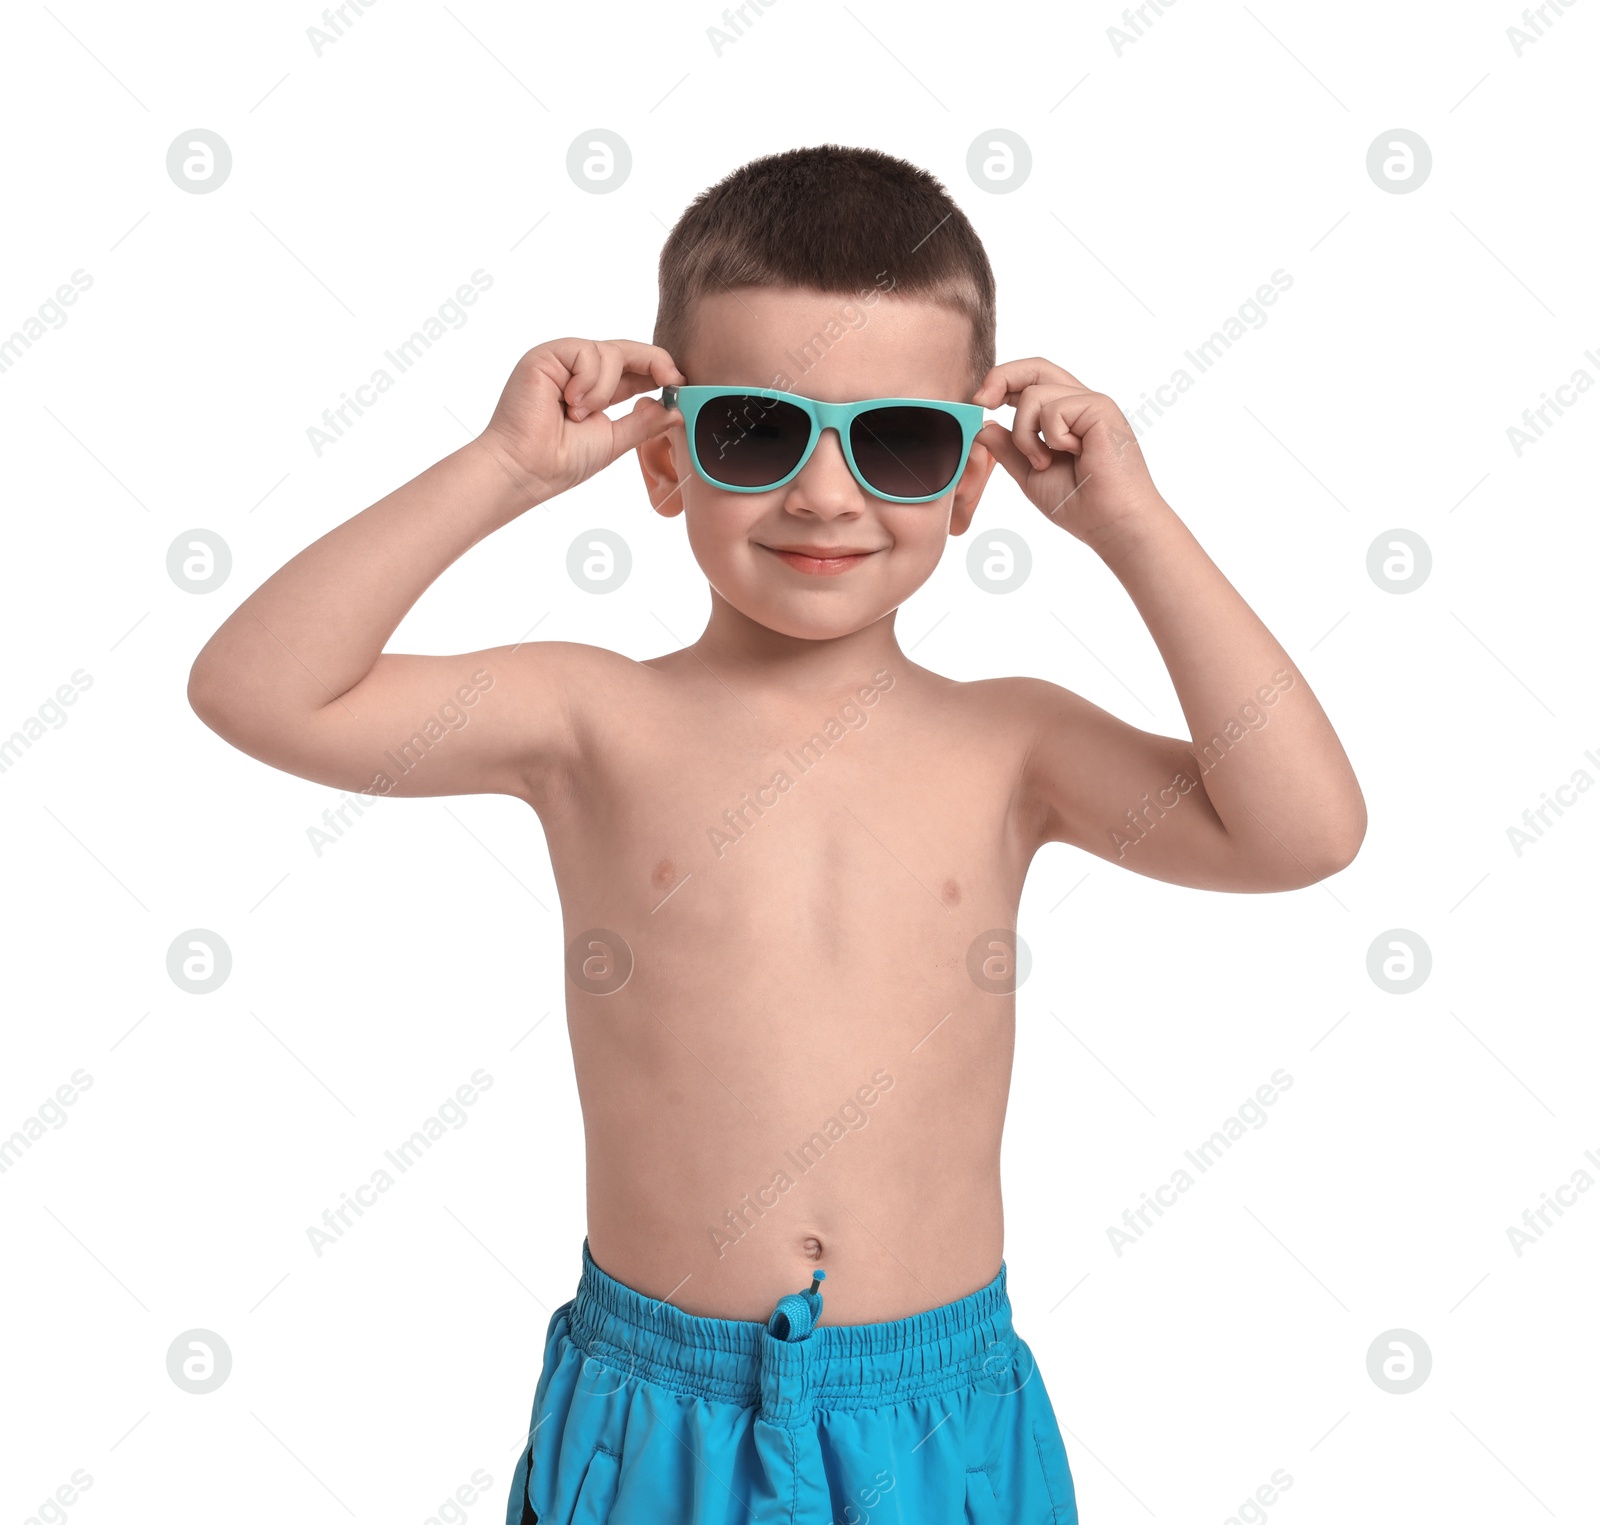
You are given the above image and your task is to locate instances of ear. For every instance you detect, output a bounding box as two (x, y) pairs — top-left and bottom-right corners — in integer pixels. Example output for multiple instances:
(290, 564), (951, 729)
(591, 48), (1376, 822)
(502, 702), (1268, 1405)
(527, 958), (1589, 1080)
(947, 438), (998, 536)
(636, 418), (690, 519)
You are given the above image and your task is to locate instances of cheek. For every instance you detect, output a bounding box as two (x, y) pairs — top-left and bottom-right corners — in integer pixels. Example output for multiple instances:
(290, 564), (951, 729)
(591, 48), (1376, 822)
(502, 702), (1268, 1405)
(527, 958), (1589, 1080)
(682, 489), (766, 567)
(880, 505), (951, 566)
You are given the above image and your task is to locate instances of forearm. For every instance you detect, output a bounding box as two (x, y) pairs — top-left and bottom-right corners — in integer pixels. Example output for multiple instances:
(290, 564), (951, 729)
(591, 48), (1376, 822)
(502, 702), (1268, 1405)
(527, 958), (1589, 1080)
(1095, 499), (1366, 874)
(189, 436), (531, 720)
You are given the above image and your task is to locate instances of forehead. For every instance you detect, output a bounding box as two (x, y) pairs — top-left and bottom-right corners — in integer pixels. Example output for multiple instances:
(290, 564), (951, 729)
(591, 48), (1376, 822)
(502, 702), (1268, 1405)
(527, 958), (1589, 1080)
(682, 286), (974, 402)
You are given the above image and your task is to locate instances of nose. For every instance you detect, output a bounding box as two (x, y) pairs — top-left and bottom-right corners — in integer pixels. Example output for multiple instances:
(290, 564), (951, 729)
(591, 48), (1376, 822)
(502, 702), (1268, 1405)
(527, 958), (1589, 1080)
(783, 425), (865, 519)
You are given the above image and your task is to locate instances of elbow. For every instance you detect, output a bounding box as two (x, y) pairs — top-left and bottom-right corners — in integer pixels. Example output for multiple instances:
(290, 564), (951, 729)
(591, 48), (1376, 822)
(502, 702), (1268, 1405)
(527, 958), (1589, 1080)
(1234, 799), (1366, 890)
(1298, 800), (1368, 883)
(187, 657), (222, 726)
(187, 652), (241, 733)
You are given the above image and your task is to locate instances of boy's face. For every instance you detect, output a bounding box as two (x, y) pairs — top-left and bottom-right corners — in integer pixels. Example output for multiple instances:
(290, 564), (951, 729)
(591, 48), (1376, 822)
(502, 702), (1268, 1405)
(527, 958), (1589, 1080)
(637, 287), (995, 643)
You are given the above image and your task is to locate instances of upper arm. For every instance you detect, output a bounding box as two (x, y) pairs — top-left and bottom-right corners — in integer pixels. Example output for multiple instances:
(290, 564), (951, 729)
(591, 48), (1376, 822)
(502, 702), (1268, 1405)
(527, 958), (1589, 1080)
(1017, 678), (1261, 892)
(192, 640), (601, 804)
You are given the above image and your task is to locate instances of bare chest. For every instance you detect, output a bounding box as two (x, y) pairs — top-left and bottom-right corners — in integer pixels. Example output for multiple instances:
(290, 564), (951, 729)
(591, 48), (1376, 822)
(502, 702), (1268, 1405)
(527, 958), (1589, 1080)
(539, 676), (1036, 969)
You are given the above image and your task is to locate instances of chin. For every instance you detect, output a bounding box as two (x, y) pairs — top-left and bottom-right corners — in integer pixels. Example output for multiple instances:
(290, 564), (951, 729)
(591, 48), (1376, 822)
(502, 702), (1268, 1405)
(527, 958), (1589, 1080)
(726, 590), (886, 642)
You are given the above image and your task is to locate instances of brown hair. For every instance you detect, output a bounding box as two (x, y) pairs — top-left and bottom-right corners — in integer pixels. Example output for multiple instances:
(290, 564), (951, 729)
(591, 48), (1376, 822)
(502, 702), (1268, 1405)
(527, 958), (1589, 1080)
(653, 143), (996, 393)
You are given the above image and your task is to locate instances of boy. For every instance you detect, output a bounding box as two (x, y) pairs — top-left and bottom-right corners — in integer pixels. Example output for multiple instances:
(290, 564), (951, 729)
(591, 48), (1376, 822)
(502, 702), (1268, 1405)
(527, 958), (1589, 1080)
(188, 144), (1365, 1524)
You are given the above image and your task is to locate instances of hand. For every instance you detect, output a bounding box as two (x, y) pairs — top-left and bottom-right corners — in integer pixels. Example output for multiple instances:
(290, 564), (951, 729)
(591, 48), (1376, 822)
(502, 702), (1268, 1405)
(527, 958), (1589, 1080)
(973, 358), (1165, 552)
(477, 337), (685, 506)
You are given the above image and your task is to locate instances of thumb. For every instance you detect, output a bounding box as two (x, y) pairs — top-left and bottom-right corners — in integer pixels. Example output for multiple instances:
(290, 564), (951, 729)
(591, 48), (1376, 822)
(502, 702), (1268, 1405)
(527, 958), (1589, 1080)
(609, 395), (680, 459)
(976, 422), (1035, 489)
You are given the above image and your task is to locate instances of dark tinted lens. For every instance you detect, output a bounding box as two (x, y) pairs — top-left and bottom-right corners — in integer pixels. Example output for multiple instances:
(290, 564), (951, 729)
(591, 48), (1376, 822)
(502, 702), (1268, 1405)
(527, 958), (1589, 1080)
(692, 394), (811, 488)
(850, 406), (965, 498)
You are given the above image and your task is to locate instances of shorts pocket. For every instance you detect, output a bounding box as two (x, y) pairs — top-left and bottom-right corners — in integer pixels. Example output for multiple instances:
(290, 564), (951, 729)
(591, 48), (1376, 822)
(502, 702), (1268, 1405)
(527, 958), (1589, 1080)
(571, 1444), (621, 1525)
(1032, 1421), (1079, 1525)
(964, 1466), (1001, 1525)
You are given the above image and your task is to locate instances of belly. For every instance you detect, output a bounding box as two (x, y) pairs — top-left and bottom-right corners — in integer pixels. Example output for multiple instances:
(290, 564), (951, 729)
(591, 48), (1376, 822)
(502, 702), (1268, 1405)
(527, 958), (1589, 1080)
(561, 893), (1021, 1323)
(574, 1010), (1013, 1324)
(547, 731), (1029, 1321)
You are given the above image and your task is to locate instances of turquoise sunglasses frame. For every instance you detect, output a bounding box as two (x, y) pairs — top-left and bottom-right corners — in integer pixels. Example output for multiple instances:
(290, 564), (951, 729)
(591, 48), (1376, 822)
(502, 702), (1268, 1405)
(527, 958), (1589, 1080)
(660, 384), (986, 504)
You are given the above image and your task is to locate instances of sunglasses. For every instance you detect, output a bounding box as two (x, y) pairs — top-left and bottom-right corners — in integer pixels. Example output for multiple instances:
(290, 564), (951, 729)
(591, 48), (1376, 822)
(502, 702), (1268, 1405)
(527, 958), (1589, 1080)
(660, 385), (985, 504)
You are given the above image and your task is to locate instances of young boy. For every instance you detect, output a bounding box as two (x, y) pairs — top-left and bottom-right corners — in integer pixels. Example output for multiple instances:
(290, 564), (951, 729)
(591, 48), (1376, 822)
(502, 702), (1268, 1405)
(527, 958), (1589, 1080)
(188, 145), (1364, 1524)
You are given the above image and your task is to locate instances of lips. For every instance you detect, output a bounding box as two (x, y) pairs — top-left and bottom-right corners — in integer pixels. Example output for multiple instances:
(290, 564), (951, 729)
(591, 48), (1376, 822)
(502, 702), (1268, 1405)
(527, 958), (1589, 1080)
(761, 544), (879, 577)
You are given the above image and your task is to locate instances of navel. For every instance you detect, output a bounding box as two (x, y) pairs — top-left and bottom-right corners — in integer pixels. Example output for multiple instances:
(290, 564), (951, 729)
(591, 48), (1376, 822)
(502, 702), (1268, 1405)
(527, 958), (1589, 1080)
(800, 1235), (824, 1261)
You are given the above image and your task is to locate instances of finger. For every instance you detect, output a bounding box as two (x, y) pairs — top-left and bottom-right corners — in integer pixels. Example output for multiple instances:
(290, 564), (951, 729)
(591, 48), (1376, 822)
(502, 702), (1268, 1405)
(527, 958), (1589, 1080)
(1022, 385), (1106, 460)
(575, 341), (686, 418)
(608, 395), (681, 458)
(599, 339), (687, 393)
(1004, 387), (1081, 470)
(1009, 385), (1045, 469)
(556, 339), (605, 417)
(973, 357), (1085, 409)
(975, 421), (1040, 488)
(1037, 398), (1084, 454)
(568, 344), (623, 421)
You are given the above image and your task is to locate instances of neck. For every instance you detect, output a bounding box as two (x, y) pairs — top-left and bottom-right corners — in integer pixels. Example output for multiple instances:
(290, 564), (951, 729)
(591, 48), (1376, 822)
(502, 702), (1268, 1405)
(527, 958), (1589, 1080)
(688, 587), (906, 700)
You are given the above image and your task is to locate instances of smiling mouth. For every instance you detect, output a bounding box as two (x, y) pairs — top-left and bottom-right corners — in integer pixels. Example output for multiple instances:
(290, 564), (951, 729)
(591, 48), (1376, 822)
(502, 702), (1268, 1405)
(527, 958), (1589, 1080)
(760, 544), (880, 576)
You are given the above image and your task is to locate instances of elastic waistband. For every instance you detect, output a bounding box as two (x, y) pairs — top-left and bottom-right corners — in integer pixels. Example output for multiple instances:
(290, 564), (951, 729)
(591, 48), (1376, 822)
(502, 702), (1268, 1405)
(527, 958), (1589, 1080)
(565, 1239), (1018, 1424)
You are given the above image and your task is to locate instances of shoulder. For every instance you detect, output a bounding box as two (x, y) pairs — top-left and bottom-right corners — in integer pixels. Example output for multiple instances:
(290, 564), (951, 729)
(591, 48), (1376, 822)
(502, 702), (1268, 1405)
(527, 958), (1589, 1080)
(927, 672), (1091, 734)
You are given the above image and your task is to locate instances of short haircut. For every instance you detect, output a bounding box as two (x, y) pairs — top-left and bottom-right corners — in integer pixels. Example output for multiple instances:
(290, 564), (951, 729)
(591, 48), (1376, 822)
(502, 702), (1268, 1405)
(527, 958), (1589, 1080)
(653, 143), (996, 394)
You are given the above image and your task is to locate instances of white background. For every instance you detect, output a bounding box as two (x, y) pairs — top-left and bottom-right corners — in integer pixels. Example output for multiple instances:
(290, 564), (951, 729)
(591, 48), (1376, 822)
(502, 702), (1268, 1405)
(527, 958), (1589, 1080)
(2, 1), (1597, 1522)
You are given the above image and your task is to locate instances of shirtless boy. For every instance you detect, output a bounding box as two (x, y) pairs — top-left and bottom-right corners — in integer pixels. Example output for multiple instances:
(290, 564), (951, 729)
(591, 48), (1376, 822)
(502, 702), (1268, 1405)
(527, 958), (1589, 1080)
(188, 144), (1365, 1524)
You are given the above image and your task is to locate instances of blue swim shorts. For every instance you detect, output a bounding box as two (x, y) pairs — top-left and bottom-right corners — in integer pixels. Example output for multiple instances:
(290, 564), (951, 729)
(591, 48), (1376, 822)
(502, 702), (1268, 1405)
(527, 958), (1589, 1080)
(505, 1240), (1079, 1524)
